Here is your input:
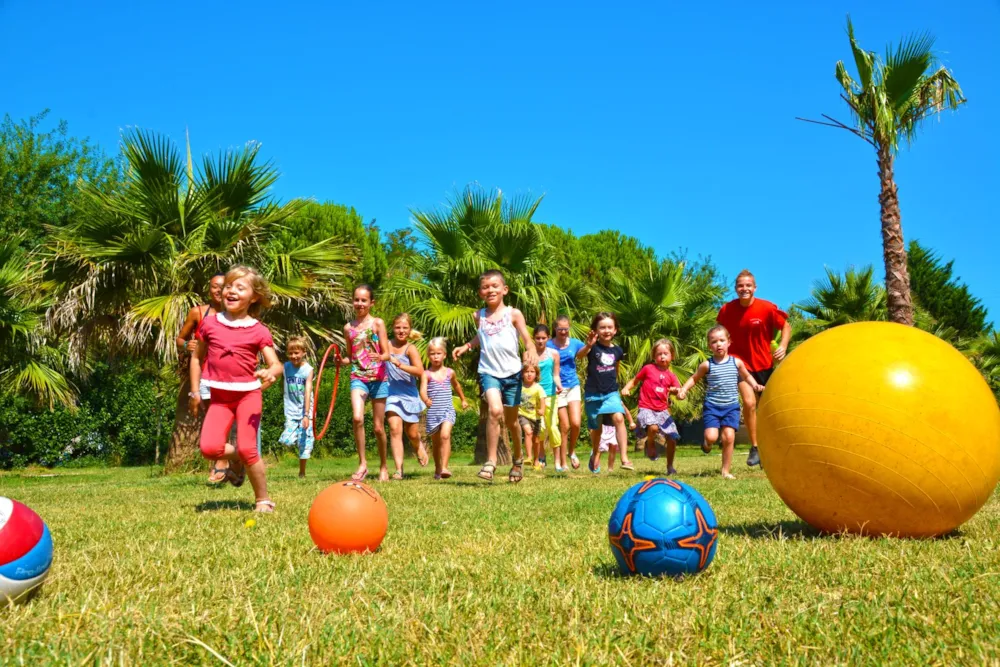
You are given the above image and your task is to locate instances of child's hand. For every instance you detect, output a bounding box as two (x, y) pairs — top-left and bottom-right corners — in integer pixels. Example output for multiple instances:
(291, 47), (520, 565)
(668, 386), (679, 395)
(424, 398), (433, 408)
(586, 330), (598, 346)
(621, 386), (632, 397)
(301, 416), (310, 429)
(452, 344), (468, 360)
(186, 339), (199, 353)
(676, 388), (687, 401)
(753, 382), (764, 394)
(555, 380), (563, 394)
(256, 368), (276, 389)
(461, 399), (470, 411)
(188, 393), (201, 415)
(772, 345), (787, 362)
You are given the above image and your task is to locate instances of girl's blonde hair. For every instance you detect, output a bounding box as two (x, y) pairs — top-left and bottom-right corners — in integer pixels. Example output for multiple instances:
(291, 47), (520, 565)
(224, 265), (272, 318)
(651, 338), (674, 360)
(392, 313), (423, 341)
(428, 336), (448, 352)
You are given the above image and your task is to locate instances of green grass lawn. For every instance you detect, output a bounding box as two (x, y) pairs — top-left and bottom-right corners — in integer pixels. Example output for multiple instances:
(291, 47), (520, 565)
(2, 447), (999, 665)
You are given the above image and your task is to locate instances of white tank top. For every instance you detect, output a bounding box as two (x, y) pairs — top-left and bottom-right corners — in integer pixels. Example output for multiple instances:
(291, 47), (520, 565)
(477, 307), (521, 378)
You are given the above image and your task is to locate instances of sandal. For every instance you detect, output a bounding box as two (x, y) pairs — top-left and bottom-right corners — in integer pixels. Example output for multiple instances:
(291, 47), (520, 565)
(509, 459), (524, 483)
(207, 464), (228, 484)
(225, 462), (246, 488)
(621, 461), (635, 471)
(392, 470), (404, 481)
(254, 499), (275, 513)
(478, 461), (497, 481)
(440, 469), (452, 479)
(570, 453), (581, 470)
(351, 465), (369, 482)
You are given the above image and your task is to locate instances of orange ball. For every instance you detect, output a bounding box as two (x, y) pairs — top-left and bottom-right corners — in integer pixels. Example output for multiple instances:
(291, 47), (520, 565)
(308, 482), (388, 554)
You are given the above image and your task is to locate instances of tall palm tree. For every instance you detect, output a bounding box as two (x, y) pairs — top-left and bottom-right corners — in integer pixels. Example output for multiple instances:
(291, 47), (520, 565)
(45, 129), (355, 469)
(0, 237), (75, 409)
(800, 17), (965, 325)
(602, 260), (723, 421)
(384, 185), (577, 463)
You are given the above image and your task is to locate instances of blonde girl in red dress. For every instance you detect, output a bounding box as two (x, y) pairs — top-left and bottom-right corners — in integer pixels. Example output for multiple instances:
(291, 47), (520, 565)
(190, 266), (284, 513)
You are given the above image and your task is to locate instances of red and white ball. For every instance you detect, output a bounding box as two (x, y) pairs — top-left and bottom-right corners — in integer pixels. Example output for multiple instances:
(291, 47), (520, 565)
(0, 497), (53, 603)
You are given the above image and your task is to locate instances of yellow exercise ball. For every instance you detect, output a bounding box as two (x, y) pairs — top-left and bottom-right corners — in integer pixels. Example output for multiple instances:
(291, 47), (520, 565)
(757, 321), (1000, 537)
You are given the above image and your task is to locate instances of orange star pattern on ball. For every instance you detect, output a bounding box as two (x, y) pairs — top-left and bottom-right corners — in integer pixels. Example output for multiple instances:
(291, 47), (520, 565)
(609, 513), (658, 572)
(638, 478), (682, 494)
(676, 506), (718, 570)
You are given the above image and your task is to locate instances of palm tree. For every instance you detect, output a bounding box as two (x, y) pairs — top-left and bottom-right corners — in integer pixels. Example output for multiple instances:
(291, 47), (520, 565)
(602, 260), (722, 421)
(384, 185), (576, 463)
(793, 266), (887, 341)
(799, 17), (965, 325)
(0, 237), (75, 409)
(45, 129), (355, 469)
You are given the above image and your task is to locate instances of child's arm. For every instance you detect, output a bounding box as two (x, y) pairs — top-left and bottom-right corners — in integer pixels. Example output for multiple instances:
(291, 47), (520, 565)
(621, 367), (642, 397)
(578, 330), (598, 358)
(451, 370), (470, 410)
(339, 324), (352, 366)
(453, 312), (481, 360)
(256, 347), (284, 390)
(511, 308), (537, 366)
(176, 306), (200, 356)
(393, 344), (424, 378)
(303, 368), (314, 427)
(188, 339), (206, 414)
(419, 372), (432, 407)
(551, 349), (563, 393)
(676, 361), (709, 401)
(374, 318), (391, 362)
(625, 405), (636, 429)
(736, 359), (764, 393)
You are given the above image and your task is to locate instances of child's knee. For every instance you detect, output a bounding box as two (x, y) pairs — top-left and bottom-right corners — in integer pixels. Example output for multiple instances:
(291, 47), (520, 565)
(487, 404), (504, 422)
(611, 413), (625, 425)
(372, 422), (386, 438)
(200, 440), (225, 460)
(352, 413), (365, 427)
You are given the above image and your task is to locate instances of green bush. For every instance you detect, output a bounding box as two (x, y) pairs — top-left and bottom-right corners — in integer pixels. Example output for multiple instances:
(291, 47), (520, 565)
(0, 362), (175, 468)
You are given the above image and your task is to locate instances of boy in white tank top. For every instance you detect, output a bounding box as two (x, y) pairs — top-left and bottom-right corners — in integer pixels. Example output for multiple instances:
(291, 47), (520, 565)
(453, 269), (537, 482)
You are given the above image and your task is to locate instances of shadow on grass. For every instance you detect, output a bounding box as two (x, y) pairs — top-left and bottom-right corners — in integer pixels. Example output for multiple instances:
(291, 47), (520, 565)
(591, 562), (626, 579)
(721, 520), (821, 540)
(195, 499), (255, 513)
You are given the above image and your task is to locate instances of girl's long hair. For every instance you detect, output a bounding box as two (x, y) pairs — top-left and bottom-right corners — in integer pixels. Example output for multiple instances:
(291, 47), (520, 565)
(225, 265), (272, 318)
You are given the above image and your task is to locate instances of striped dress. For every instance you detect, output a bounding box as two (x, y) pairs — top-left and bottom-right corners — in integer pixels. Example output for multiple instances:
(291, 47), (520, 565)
(425, 368), (457, 435)
(705, 356), (740, 406)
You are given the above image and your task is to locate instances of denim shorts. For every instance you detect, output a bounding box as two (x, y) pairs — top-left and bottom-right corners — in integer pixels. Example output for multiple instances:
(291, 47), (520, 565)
(479, 372), (522, 408)
(584, 391), (626, 431)
(703, 401), (741, 430)
(350, 378), (388, 400)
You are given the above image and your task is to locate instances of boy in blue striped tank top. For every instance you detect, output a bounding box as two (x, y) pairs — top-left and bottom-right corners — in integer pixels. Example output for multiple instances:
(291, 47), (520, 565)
(677, 325), (762, 479)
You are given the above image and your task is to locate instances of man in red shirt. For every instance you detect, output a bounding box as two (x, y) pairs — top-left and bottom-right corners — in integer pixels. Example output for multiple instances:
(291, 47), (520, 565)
(715, 269), (791, 467)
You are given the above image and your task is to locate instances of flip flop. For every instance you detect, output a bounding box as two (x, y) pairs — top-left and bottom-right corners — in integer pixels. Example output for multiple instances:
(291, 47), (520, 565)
(392, 470), (404, 481)
(254, 499), (275, 513)
(620, 462), (635, 471)
(207, 465), (228, 484)
(351, 466), (369, 482)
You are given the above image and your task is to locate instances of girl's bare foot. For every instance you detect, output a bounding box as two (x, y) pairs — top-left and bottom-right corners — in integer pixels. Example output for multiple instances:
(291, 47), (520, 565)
(378, 467), (390, 482)
(722, 472), (736, 480)
(440, 468), (452, 479)
(392, 469), (404, 480)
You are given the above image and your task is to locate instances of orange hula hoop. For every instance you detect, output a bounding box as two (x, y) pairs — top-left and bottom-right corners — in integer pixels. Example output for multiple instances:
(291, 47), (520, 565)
(312, 343), (341, 441)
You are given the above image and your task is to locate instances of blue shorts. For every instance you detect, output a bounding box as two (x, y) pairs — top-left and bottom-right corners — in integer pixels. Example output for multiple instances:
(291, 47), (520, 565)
(350, 378), (388, 400)
(479, 372), (522, 408)
(703, 402), (740, 431)
(279, 419), (315, 459)
(584, 391), (626, 431)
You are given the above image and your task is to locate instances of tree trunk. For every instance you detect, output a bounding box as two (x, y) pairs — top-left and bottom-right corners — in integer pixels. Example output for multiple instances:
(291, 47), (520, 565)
(164, 373), (204, 472)
(473, 399), (511, 465)
(877, 147), (914, 325)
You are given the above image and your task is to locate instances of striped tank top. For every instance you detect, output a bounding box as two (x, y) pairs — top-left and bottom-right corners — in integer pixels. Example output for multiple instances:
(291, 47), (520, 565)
(425, 368), (457, 434)
(705, 356), (740, 406)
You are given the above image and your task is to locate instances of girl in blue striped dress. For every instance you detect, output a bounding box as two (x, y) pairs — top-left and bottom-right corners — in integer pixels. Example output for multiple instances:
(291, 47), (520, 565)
(676, 325), (763, 479)
(420, 337), (470, 480)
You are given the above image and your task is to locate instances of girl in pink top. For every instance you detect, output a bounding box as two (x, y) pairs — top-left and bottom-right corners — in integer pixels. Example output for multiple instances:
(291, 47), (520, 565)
(190, 266), (284, 513)
(622, 339), (682, 475)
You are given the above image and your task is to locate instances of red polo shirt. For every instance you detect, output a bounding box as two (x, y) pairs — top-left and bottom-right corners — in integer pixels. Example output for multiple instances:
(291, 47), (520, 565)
(716, 298), (787, 372)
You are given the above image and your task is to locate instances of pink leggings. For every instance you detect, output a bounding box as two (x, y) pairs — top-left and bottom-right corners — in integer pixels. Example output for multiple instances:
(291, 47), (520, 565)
(200, 388), (262, 466)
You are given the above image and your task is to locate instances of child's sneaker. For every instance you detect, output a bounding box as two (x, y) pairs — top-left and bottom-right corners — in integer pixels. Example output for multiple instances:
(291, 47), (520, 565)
(747, 446), (761, 467)
(538, 456), (547, 468)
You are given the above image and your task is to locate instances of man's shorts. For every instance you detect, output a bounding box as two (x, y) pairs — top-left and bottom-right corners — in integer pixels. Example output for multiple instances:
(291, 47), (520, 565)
(556, 385), (581, 409)
(350, 378), (389, 400)
(746, 367), (774, 389)
(480, 372), (522, 408)
(703, 402), (741, 431)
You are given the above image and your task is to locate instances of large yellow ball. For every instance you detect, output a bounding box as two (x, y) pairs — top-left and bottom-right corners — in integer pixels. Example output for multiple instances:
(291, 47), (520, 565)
(757, 322), (1000, 537)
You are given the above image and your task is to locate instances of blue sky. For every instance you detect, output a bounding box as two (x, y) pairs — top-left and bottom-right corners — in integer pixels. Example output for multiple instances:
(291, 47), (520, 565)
(2, 1), (997, 326)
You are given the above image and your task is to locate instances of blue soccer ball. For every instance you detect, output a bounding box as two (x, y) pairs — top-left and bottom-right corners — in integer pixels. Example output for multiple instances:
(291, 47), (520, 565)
(608, 478), (718, 577)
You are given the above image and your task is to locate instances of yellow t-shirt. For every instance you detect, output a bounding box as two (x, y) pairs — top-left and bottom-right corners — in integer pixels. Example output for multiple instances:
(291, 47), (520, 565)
(519, 383), (547, 420)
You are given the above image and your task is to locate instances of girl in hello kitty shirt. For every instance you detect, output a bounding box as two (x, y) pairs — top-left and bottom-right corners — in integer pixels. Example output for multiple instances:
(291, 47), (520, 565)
(581, 311), (634, 474)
